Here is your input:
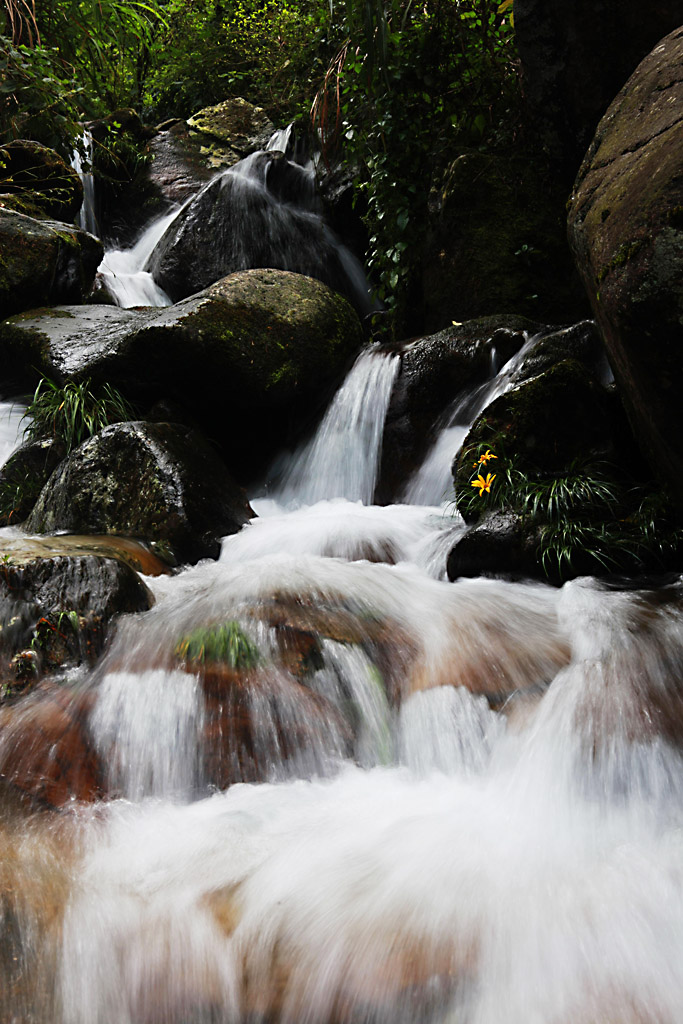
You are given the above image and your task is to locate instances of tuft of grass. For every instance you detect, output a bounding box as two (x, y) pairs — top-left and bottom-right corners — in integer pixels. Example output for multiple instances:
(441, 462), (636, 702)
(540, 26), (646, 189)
(23, 377), (135, 454)
(175, 622), (260, 670)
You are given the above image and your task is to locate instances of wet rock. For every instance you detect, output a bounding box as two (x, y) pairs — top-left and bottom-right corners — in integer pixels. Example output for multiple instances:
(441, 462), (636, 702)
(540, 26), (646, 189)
(567, 27), (683, 510)
(0, 437), (67, 526)
(0, 551), (153, 679)
(0, 211), (103, 321)
(452, 359), (615, 503)
(447, 511), (543, 582)
(0, 533), (171, 577)
(378, 316), (534, 502)
(514, 0), (683, 172)
(0, 683), (103, 806)
(26, 421), (253, 563)
(0, 140), (83, 222)
(0, 271), (364, 477)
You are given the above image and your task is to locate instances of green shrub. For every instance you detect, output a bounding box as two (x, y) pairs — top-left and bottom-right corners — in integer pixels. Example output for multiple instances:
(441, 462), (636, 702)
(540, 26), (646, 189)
(24, 377), (135, 453)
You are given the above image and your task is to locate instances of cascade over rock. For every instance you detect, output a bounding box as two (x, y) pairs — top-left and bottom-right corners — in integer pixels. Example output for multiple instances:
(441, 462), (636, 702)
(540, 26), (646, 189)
(147, 151), (367, 314)
(513, 0), (683, 171)
(0, 210), (103, 319)
(26, 421), (253, 563)
(0, 140), (83, 222)
(567, 27), (683, 509)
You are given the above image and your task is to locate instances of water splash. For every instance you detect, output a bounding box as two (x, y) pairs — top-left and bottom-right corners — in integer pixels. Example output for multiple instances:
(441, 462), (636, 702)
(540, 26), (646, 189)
(98, 210), (176, 307)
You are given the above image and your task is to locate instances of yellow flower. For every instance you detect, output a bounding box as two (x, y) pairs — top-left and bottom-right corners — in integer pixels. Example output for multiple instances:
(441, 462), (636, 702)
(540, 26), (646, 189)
(471, 472), (496, 495)
(477, 450), (497, 465)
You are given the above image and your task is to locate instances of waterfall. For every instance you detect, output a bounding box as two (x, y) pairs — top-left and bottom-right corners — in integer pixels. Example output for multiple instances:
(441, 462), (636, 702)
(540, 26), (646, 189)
(71, 131), (98, 237)
(0, 399), (27, 467)
(5, 145), (683, 1024)
(273, 348), (400, 507)
(98, 209), (176, 308)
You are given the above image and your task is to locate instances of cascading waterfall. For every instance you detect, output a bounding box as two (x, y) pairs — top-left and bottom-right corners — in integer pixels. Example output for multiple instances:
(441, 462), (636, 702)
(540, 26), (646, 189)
(5, 140), (683, 1024)
(71, 131), (98, 237)
(0, 399), (27, 467)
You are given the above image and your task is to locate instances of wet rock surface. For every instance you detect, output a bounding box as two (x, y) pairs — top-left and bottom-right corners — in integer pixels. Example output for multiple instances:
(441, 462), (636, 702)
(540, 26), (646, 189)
(568, 27), (683, 509)
(0, 211), (103, 321)
(26, 421), (253, 563)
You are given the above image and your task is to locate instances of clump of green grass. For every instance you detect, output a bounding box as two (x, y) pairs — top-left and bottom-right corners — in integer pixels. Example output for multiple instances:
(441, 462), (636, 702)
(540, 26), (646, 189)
(175, 622), (260, 669)
(23, 377), (135, 454)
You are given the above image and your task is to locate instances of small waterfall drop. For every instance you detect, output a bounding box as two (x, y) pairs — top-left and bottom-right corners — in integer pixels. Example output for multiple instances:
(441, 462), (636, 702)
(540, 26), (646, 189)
(274, 348), (400, 507)
(98, 209), (176, 307)
(0, 400), (27, 467)
(71, 131), (98, 236)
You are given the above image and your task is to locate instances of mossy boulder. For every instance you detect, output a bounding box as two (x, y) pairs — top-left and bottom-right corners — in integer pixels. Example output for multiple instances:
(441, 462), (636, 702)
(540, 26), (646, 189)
(0, 140), (83, 221)
(0, 210), (103, 320)
(26, 421), (253, 563)
(0, 437), (66, 526)
(0, 271), (364, 478)
(567, 27), (683, 509)
(419, 150), (589, 333)
(452, 359), (615, 504)
(185, 97), (274, 166)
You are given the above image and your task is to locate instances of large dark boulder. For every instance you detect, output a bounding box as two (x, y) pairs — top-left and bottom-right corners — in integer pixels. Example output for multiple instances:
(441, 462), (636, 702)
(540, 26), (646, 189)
(0, 270), (364, 478)
(0, 210), (103, 320)
(513, 0), (683, 173)
(0, 140), (83, 221)
(26, 421), (253, 563)
(567, 27), (683, 509)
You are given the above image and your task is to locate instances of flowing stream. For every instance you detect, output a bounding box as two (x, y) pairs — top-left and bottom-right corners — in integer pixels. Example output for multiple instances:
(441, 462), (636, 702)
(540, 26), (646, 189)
(6, 169), (683, 1024)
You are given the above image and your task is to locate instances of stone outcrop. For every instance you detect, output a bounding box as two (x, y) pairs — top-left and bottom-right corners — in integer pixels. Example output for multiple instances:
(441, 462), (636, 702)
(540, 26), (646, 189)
(26, 421), (254, 563)
(567, 27), (683, 508)
(0, 210), (103, 320)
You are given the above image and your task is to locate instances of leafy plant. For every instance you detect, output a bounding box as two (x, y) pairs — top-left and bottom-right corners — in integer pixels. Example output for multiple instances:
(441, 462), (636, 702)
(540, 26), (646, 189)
(175, 621), (260, 669)
(456, 437), (683, 580)
(23, 377), (135, 453)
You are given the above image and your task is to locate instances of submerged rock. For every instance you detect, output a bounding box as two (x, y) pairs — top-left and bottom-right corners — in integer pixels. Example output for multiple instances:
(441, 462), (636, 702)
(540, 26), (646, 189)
(26, 421), (253, 563)
(0, 210), (103, 320)
(567, 27), (683, 510)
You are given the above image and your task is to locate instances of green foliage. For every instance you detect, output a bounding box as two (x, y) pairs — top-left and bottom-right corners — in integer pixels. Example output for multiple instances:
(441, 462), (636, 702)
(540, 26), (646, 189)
(24, 377), (135, 453)
(175, 621), (260, 669)
(143, 0), (329, 121)
(457, 437), (683, 580)
(313, 0), (519, 333)
(0, 463), (43, 525)
(0, 36), (84, 148)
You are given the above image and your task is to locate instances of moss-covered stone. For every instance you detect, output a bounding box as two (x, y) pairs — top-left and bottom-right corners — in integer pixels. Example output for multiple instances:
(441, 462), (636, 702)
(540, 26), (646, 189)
(26, 421), (254, 563)
(0, 210), (103, 320)
(567, 26), (683, 509)
(186, 97), (274, 166)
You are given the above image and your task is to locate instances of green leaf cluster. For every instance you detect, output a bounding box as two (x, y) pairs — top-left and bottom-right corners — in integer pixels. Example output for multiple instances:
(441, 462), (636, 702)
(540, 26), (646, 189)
(456, 437), (683, 580)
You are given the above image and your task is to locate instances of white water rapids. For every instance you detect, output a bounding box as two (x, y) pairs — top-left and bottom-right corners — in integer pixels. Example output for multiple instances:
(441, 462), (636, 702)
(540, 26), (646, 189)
(3, 347), (683, 1024)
